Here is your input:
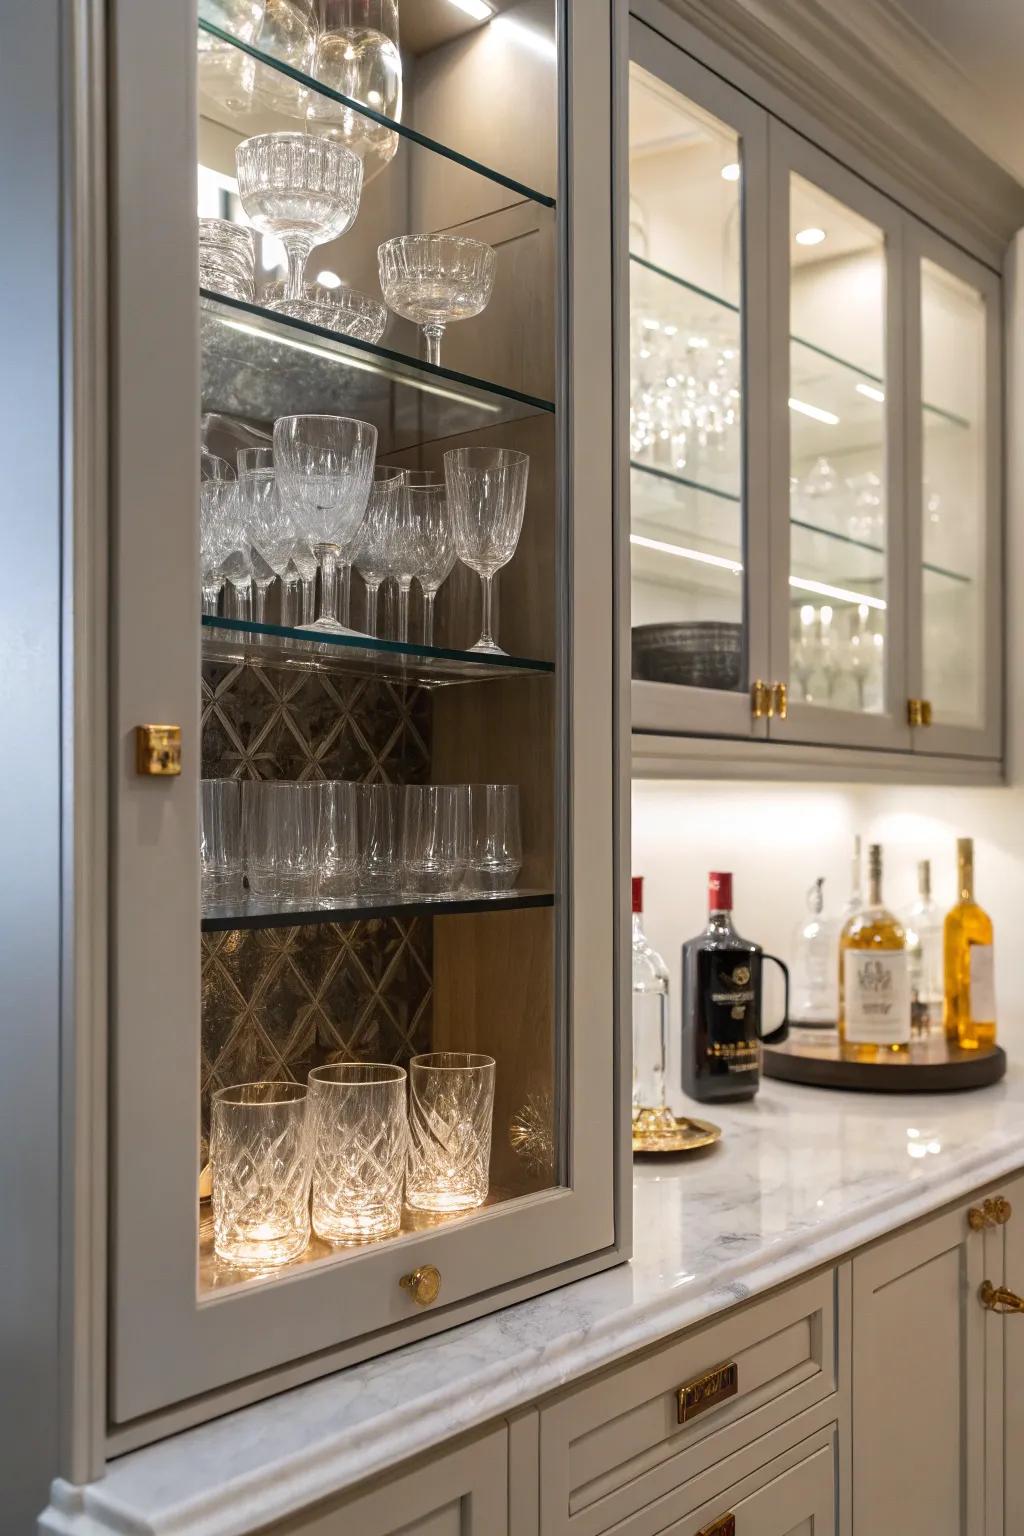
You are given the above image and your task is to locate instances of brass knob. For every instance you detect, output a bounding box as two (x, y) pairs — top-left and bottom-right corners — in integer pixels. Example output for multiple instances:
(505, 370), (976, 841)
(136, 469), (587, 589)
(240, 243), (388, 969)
(980, 1280), (1024, 1313)
(400, 1265), (441, 1306)
(968, 1196), (1012, 1230)
(993, 1196), (1013, 1224)
(771, 681), (788, 720)
(751, 679), (773, 719)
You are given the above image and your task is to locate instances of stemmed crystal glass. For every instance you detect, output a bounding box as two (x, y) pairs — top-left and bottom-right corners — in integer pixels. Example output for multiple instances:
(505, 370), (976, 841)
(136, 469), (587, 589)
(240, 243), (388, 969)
(200, 452), (235, 615)
(235, 133), (364, 305)
(308, 0), (402, 184)
(410, 481), (456, 646)
(353, 466), (402, 637)
(378, 234), (496, 367)
(273, 414), (378, 634)
(381, 480), (423, 643)
(444, 447), (529, 655)
(240, 468), (299, 624)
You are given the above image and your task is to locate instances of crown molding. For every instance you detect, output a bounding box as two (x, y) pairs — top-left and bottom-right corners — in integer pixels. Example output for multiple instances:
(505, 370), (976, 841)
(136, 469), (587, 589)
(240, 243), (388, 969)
(649, 0), (1024, 264)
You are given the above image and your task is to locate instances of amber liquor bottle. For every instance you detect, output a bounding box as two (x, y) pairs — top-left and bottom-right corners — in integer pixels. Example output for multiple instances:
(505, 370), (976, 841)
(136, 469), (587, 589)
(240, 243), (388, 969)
(943, 837), (996, 1050)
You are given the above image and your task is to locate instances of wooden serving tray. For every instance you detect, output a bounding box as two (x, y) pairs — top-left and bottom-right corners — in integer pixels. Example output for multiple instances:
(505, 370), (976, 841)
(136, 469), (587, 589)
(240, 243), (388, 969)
(762, 1031), (1006, 1092)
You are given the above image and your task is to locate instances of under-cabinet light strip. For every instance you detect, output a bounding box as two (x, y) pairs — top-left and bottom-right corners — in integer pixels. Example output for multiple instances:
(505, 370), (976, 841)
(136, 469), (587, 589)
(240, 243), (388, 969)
(630, 533), (887, 610)
(219, 318), (503, 414)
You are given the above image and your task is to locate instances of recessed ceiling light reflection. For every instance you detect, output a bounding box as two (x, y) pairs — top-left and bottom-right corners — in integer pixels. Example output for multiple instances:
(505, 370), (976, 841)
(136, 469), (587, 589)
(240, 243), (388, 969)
(795, 227), (827, 246)
(721, 162), (741, 182)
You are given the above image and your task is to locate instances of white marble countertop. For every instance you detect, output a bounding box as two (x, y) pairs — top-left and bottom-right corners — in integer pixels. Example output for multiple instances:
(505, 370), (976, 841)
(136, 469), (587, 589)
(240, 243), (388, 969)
(45, 1068), (1024, 1536)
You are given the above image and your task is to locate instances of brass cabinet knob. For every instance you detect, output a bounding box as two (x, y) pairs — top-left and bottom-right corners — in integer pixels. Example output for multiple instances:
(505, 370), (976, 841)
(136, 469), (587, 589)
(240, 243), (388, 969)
(968, 1196), (1012, 1230)
(696, 1516), (736, 1536)
(751, 679), (773, 719)
(771, 681), (788, 720)
(400, 1265), (441, 1306)
(980, 1280), (1024, 1313)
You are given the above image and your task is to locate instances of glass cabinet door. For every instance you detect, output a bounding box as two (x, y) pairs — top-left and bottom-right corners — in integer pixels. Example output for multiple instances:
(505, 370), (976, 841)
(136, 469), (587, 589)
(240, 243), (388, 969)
(629, 23), (770, 739)
(907, 229), (1001, 758)
(767, 124), (911, 751)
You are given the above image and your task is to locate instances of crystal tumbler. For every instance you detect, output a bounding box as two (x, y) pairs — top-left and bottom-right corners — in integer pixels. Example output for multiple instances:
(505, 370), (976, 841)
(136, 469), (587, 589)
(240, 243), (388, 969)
(211, 1082), (311, 1268)
(200, 778), (243, 901)
(309, 1063), (407, 1244)
(243, 780), (319, 900)
(317, 780), (359, 898)
(465, 784), (522, 894)
(406, 1052), (496, 1213)
(356, 783), (400, 893)
(400, 785), (469, 895)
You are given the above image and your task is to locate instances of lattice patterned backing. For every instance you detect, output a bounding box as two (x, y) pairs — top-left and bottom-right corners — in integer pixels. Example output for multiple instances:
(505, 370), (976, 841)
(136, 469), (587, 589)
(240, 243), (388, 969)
(200, 658), (433, 1137)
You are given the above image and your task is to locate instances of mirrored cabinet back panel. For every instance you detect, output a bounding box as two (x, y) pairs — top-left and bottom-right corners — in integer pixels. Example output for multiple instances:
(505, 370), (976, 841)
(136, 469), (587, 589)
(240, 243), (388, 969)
(627, 3), (1003, 776)
(106, 0), (621, 1446)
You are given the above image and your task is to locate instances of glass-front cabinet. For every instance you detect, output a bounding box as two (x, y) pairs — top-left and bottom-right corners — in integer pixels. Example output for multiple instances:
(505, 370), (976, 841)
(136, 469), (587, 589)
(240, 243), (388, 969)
(628, 14), (1003, 766)
(108, 0), (620, 1443)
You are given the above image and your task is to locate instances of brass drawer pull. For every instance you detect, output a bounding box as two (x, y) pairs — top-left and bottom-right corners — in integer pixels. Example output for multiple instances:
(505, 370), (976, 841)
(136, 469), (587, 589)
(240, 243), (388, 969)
(697, 1516), (735, 1536)
(968, 1196), (1012, 1230)
(677, 1360), (738, 1423)
(980, 1281), (1024, 1314)
(400, 1265), (441, 1306)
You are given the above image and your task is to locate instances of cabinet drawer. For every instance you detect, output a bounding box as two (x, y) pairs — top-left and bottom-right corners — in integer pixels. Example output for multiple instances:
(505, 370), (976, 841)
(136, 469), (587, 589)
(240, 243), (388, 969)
(539, 1272), (835, 1536)
(659, 1427), (836, 1536)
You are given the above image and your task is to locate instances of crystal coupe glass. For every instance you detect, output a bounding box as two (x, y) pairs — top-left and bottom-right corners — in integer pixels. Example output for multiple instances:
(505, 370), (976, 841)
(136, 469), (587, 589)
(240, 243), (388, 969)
(444, 447), (529, 654)
(268, 283), (388, 342)
(236, 132), (364, 304)
(406, 1053), (496, 1213)
(273, 413), (377, 632)
(378, 234), (496, 366)
(309, 1063), (407, 1244)
(211, 1081), (311, 1269)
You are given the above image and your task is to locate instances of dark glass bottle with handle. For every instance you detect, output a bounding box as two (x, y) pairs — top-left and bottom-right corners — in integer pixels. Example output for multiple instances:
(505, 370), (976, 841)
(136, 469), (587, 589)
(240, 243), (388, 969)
(682, 871), (789, 1103)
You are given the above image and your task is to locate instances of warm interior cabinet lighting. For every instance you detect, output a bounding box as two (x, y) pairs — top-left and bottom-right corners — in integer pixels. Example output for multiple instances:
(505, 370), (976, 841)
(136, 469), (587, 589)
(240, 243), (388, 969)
(630, 534), (886, 610)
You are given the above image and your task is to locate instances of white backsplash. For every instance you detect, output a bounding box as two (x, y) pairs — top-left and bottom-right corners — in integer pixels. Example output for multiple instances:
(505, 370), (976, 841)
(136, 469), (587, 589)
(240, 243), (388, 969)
(633, 778), (1024, 1092)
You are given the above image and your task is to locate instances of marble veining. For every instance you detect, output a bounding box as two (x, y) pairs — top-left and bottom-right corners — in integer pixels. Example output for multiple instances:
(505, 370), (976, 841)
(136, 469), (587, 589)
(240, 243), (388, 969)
(42, 1069), (1024, 1535)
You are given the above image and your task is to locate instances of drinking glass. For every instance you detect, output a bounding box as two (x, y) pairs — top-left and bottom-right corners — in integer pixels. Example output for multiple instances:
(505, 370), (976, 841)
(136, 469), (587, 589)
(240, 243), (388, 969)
(200, 453), (236, 614)
(400, 785), (469, 895)
(465, 784), (522, 894)
(444, 448), (529, 654)
(308, 1063), (407, 1244)
(198, 218), (256, 302)
(254, 0), (317, 114)
(317, 780), (359, 898)
(201, 779), (243, 901)
(219, 480), (254, 621)
(381, 480), (424, 644)
(237, 446), (274, 477)
(309, 0), (401, 184)
(378, 234), (496, 367)
(243, 780), (319, 900)
(410, 483), (456, 646)
(355, 783), (399, 893)
(273, 414), (378, 633)
(198, 0), (264, 113)
(268, 284), (388, 343)
(406, 1053), (496, 1213)
(211, 1082), (311, 1269)
(235, 132), (364, 304)
(352, 467), (402, 636)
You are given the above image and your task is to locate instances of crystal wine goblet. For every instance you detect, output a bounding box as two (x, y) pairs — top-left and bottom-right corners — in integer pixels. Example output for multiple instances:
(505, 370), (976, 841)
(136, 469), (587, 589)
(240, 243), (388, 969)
(200, 452), (235, 615)
(381, 479), (424, 644)
(236, 132), (364, 305)
(352, 467), (402, 637)
(378, 234), (496, 367)
(273, 414), (378, 633)
(308, 0), (402, 185)
(253, 0), (317, 116)
(444, 447), (529, 655)
(241, 468), (299, 623)
(410, 481), (455, 646)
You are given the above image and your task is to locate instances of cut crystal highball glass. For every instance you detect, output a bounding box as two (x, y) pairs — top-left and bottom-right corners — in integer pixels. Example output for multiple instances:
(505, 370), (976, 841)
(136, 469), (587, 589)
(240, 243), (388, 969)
(200, 778), (243, 901)
(406, 1053), (496, 1214)
(211, 1081), (311, 1269)
(236, 132), (363, 304)
(309, 1063), (407, 1244)
(378, 234), (496, 366)
(465, 783), (522, 894)
(400, 785), (469, 895)
(242, 780), (319, 900)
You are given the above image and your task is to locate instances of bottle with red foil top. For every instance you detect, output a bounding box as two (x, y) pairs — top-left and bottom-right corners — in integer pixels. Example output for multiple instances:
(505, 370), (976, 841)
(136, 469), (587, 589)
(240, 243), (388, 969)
(682, 872), (789, 1103)
(631, 877), (673, 1135)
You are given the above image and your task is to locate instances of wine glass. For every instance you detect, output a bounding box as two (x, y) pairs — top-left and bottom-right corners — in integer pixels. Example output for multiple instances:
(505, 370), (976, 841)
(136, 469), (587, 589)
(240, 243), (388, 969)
(273, 414), (377, 633)
(409, 482), (455, 646)
(308, 0), (402, 184)
(241, 468), (299, 623)
(200, 453), (235, 615)
(352, 467), (402, 637)
(444, 448), (529, 655)
(381, 481), (424, 644)
(235, 133), (363, 305)
(253, 0), (317, 115)
(378, 234), (496, 367)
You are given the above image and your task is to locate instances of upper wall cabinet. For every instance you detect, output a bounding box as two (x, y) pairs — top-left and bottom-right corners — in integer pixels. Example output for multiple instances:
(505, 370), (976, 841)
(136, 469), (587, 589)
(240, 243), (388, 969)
(627, 16), (1004, 773)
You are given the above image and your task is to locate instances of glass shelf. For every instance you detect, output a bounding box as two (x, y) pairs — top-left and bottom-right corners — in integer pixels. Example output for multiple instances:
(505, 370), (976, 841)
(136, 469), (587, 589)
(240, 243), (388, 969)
(201, 291), (554, 449)
(202, 888), (555, 934)
(203, 616), (555, 688)
(629, 460), (971, 592)
(198, 18), (556, 210)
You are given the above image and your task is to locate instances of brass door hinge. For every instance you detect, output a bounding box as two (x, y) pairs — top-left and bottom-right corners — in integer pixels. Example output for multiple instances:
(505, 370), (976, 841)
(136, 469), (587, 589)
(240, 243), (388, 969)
(771, 681), (788, 720)
(908, 698), (934, 728)
(921, 699), (933, 726)
(751, 679), (773, 719)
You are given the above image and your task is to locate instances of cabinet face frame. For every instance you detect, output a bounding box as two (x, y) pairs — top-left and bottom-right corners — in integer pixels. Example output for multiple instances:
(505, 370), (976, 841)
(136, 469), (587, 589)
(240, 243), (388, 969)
(628, 19), (772, 744)
(107, 0), (623, 1434)
(903, 224), (1004, 761)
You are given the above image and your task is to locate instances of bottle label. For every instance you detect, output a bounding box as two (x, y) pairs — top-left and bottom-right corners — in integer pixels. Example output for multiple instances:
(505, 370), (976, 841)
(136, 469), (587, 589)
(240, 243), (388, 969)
(843, 951), (910, 1044)
(700, 952), (760, 1079)
(969, 944), (996, 1022)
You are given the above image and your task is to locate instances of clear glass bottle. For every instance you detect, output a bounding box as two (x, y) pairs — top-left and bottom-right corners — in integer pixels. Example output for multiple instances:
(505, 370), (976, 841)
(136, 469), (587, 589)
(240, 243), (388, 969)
(943, 838), (996, 1050)
(631, 877), (672, 1133)
(842, 834), (863, 923)
(904, 859), (943, 1036)
(791, 877), (838, 1027)
(838, 843), (910, 1062)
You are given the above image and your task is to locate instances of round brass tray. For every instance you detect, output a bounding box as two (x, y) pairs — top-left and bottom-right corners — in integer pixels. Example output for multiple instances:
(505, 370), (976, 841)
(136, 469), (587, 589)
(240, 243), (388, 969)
(632, 1113), (722, 1155)
(762, 1032), (1006, 1093)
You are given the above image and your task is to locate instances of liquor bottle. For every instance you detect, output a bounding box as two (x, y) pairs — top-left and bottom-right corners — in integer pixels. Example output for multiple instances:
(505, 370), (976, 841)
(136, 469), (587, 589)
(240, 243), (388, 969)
(943, 838), (996, 1050)
(631, 877), (673, 1133)
(682, 872), (788, 1103)
(791, 876), (839, 1027)
(904, 859), (943, 1036)
(838, 843), (910, 1061)
(842, 834), (863, 923)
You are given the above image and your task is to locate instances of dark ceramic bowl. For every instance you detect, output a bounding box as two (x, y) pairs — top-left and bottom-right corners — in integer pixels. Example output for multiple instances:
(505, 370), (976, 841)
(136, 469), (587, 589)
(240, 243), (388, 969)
(631, 621), (743, 690)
